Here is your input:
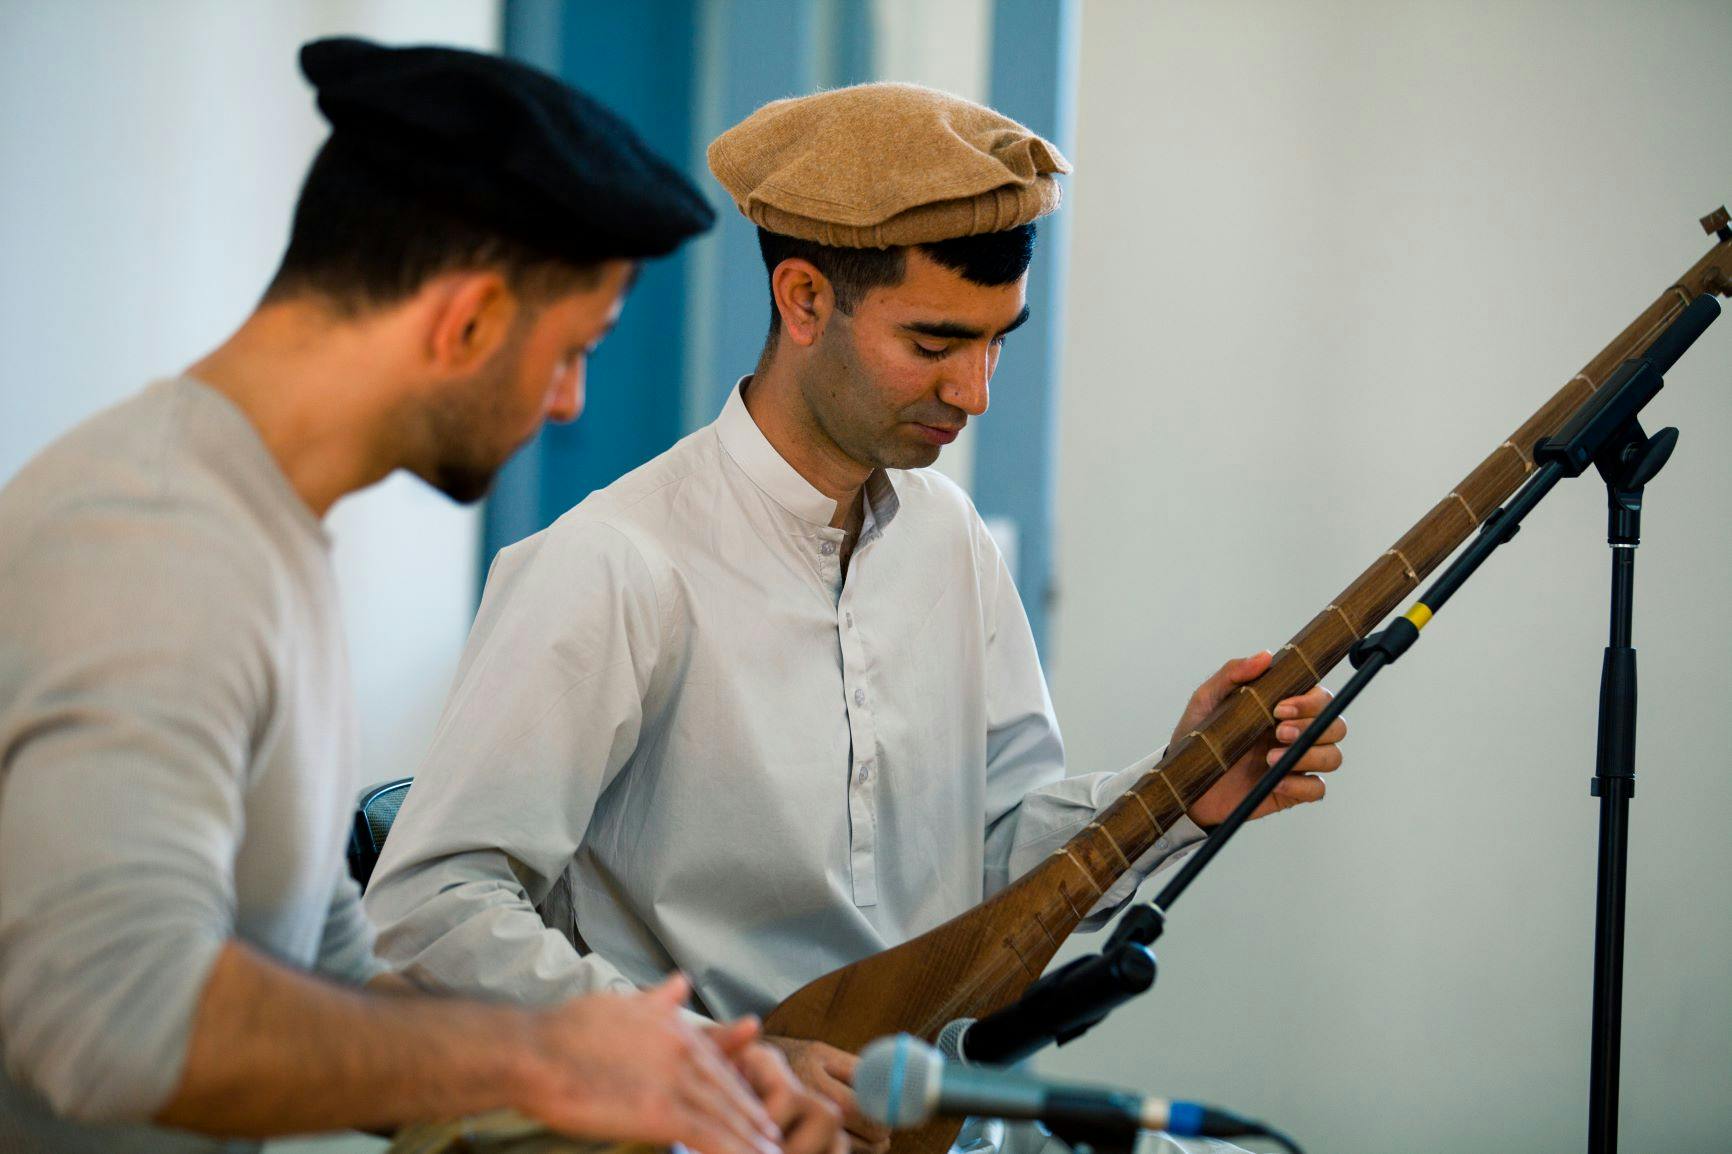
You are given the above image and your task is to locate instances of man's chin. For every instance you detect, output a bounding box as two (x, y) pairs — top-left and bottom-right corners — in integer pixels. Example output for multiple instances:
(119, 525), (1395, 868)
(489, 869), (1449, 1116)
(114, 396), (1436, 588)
(428, 463), (500, 505)
(881, 441), (943, 470)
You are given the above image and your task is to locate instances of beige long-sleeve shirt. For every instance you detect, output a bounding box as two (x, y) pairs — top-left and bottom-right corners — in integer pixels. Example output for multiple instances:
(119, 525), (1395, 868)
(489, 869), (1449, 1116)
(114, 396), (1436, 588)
(365, 380), (1201, 1021)
(0, 379), (381, 1154)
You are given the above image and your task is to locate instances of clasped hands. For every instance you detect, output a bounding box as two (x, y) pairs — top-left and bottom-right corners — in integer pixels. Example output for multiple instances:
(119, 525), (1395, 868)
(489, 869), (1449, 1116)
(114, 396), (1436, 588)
(522, 975), (844, 1154)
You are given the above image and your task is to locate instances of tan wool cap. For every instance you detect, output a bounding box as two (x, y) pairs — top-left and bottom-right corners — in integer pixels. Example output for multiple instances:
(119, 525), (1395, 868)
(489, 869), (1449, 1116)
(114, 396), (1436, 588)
(707, 82), (1071, 249)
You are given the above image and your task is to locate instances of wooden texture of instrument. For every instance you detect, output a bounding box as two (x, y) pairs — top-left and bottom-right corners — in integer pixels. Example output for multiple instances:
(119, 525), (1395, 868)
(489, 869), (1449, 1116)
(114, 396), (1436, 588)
(763, 210), (1732, 1154)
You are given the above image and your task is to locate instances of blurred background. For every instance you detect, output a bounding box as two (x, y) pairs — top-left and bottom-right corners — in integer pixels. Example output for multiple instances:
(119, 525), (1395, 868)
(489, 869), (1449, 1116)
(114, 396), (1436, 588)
(2, 2), (1729, 1152)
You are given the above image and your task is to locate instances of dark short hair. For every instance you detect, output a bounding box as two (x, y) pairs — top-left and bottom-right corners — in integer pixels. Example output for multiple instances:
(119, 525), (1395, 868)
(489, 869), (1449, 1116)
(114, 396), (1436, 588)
(756, 223), (1036, 348)
(262, 138), (604, 314)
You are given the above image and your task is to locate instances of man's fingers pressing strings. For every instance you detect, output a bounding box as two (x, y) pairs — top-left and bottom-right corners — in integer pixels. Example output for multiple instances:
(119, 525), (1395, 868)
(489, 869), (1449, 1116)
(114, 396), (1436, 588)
(1272, 773), (1327, 804)
(1275, 716), (1348, 745)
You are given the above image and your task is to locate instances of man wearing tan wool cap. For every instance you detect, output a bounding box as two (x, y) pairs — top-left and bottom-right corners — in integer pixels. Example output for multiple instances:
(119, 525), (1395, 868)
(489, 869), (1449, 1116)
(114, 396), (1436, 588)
(365, 82), (1349, 1152)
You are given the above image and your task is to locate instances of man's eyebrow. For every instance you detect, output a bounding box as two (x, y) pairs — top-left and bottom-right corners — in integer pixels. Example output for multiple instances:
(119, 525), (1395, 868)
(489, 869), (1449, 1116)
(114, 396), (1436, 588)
(902, 305), (1032, 341)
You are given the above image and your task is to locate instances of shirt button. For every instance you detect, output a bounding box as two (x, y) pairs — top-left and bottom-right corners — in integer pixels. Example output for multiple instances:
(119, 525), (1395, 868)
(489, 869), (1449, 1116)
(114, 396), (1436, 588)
(819, 541), (837, 556)
(858, 761), (872, 783)
(845, 612), (854, 628)
(1155, 837), (1170, 851)
(854, 688), (866, 706)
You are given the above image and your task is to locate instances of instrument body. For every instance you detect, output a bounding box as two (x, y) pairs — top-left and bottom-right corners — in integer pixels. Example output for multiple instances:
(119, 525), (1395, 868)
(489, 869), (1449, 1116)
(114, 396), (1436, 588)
(764, 220), (1732, 1154)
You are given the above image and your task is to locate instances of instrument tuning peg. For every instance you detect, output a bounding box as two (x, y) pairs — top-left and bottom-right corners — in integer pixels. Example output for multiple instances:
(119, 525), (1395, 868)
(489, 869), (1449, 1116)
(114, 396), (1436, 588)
(1701, 205), (1731, 242)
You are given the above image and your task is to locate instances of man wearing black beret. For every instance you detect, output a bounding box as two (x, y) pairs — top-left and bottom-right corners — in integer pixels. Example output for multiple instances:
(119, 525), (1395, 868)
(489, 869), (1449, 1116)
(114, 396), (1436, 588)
(0, 37), (838, 1154)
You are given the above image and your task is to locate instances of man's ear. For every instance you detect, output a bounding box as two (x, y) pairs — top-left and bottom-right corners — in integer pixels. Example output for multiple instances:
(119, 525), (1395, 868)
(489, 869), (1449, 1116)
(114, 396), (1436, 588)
(427, 272), (516, 374)
(770, 258), (835, 348)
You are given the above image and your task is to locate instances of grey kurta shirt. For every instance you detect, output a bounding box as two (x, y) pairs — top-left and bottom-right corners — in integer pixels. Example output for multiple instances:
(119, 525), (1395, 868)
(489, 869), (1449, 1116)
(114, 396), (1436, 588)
(364, 380), (1202, 1021)
(0, 379), (382, 1153)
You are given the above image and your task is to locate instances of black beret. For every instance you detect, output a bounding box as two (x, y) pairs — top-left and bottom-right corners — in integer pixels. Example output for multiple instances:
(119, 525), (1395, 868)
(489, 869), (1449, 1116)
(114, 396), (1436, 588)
(299, 37), (714, 264)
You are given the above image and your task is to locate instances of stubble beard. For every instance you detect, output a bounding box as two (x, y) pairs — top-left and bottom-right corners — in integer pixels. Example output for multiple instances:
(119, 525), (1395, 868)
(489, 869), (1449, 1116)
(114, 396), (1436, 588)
(424, 341), (529, 505)
(803, 326), (942, 472)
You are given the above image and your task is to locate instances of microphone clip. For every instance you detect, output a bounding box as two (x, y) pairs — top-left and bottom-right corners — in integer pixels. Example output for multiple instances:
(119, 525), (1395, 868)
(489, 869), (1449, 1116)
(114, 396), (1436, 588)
(960, 942), (1158, 1065)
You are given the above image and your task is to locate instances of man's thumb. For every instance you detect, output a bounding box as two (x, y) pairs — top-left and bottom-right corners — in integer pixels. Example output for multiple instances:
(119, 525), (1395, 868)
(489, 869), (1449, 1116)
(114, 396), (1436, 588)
(1227, 649), (1273, 684)
(706, 1016), (761, 1054)
(1203, 650), (1272, 701)
(646, 972), (692, 1005)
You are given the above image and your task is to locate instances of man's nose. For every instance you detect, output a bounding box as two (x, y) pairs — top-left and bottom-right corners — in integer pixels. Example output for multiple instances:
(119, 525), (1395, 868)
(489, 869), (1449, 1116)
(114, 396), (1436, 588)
(941, 349), (992, 417)
(546, 359), (587, 424)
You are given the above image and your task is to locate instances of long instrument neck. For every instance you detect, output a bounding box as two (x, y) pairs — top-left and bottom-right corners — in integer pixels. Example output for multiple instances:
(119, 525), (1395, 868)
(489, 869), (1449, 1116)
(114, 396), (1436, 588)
(1039, 237), (1732, 924)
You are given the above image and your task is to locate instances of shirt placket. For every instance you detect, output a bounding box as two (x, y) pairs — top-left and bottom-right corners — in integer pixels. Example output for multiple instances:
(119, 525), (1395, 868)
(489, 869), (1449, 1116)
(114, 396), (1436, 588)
(836, 521), (881, 908)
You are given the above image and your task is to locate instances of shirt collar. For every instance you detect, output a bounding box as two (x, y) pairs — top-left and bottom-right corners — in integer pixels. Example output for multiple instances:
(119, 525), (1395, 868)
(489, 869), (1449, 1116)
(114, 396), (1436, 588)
(861, 464), (900, 535)
(715, 377), (900, 530)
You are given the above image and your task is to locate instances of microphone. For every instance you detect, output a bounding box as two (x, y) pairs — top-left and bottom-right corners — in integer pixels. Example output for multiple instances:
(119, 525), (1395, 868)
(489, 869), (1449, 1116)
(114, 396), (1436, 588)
(934, 943), (1157, 1065)
(855, 1034), (1301, 1151)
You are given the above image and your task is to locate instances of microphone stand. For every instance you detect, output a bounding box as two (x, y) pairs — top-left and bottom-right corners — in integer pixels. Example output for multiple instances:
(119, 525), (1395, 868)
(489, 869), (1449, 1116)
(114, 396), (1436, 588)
(958, 294), (1720, 1154)
(1584, 392), (1677, 1154)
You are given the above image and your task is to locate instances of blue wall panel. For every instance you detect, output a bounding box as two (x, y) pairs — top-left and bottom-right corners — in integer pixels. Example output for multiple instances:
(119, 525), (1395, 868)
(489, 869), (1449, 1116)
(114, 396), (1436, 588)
(976, 0), (1080, 655)
(697, 0), (819, 421)
(489, 0), (877, 572)
(486, 0), (702, 570)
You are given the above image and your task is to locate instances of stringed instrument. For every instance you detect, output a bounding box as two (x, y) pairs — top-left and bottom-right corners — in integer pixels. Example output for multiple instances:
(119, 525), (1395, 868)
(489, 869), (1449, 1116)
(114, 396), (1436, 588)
(761, 207), (1732, 1154)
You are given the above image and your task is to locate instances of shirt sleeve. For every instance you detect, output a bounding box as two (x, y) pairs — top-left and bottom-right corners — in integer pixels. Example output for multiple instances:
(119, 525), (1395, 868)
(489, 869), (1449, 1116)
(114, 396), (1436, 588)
(0, 507), (270, 1123)
(314, 870), (387, 987)
(974, 522), (1204, 928)
(361, 518), (663, 1004)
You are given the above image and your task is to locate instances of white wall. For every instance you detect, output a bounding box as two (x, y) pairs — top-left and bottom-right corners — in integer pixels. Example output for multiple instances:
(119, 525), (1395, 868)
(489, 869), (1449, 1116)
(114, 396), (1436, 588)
(870, 0), (994, 495)
(1046, 3), (1732, 1152)
(0, 0), (498, 797)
